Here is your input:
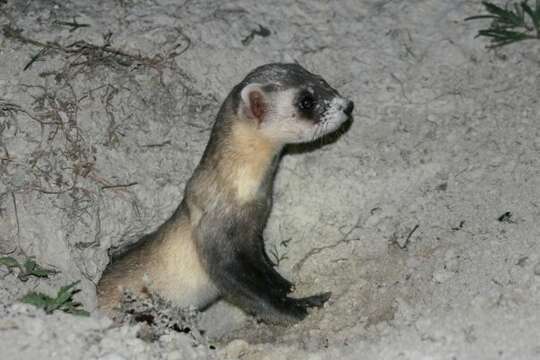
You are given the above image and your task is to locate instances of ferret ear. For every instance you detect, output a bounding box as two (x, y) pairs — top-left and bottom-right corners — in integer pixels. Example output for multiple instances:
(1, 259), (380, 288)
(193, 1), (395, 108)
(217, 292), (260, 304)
(239, 83), (267, 122)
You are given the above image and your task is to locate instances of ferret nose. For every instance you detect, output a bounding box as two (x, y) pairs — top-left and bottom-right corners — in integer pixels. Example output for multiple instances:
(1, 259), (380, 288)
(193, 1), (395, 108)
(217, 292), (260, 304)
(343, 100), (354, 116)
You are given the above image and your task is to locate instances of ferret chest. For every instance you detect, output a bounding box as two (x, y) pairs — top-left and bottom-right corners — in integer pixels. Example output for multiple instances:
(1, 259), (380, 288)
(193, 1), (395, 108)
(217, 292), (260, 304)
(225, 122), (280, 203)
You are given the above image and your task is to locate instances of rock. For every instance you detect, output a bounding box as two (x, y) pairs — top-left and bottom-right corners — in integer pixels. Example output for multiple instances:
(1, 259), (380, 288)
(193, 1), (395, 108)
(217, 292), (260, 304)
(219, 339), (249, 359)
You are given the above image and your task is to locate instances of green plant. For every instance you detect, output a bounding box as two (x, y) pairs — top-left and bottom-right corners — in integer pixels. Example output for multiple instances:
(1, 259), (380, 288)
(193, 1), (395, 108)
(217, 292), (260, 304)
(0, 256), (57, 281)
(466, 1), (540, 47)
(21, 280), (89, 316)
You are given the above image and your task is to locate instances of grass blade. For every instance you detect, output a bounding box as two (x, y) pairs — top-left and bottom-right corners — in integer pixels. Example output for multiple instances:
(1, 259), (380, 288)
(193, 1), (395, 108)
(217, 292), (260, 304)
(522, 1), (540, 32)
(466, 1), (540, 47)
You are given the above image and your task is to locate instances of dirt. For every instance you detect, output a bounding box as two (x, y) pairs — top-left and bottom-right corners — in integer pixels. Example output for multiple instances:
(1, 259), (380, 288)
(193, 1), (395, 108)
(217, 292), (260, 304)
(1, 0), (539, 359)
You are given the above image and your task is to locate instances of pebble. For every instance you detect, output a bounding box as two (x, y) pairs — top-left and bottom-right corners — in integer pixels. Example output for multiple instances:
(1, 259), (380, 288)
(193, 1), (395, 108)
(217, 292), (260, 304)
(99, 353), (127, 360)
(534, 262), (540, 276)
(433, 269), (454, 283)
(25, 318), (45, 337)
(219, 339), (249, 359)
(166, 350), (183, 360)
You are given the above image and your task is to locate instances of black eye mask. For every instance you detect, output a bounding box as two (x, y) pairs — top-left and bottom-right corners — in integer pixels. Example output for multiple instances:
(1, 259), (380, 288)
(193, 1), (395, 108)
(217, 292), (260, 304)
(296, 90), (317, 120)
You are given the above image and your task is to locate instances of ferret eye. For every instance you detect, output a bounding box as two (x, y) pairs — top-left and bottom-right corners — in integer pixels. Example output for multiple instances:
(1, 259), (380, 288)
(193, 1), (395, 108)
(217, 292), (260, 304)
(298, 92), (315, 111)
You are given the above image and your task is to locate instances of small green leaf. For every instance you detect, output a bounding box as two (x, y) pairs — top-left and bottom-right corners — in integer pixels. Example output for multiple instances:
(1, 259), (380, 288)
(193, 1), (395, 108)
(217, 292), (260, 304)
(483, 1), (514, 18)
(0, 256), (22, 269)
(1, 257), (57, 281)
(465, 15), (498, 21)
(483, 1), (524, 25)
(20, 280), (88, 316)
(21, 259), (56, 281)
(23, 259), (37, 273)
(30, 266), (58, 277)
(55, 281), (78, 304)
(522, 0), (540, 32)
(68, 308), (90, 317)
(21, 292), (55, 308)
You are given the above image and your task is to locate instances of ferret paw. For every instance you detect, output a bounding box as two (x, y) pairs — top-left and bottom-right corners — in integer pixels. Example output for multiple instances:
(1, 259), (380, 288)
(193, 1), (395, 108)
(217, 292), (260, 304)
(290, 291), (331, 308)
(270, 277), (295, 296)
(270, 292), (331, 324)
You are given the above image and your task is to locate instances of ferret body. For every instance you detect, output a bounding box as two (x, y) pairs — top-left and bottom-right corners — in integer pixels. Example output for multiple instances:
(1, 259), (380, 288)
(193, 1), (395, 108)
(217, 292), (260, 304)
(97, 63), (353, 324)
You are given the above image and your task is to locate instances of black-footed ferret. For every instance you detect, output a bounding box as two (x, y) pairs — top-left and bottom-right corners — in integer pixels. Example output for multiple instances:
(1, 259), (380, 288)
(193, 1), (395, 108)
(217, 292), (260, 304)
(97, 63), (354, 324)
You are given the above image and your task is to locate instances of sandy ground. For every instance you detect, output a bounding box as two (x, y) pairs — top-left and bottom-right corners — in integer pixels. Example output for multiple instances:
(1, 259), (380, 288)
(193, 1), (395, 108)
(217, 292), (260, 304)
(1, 0), (540, 359)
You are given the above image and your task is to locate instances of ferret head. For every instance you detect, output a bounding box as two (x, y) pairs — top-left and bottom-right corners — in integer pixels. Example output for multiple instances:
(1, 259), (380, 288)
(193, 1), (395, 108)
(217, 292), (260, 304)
(232, 63), (353, 144)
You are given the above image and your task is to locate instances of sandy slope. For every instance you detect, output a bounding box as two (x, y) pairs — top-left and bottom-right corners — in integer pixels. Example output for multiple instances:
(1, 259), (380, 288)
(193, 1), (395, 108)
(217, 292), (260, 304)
(1, 0), (539, 359)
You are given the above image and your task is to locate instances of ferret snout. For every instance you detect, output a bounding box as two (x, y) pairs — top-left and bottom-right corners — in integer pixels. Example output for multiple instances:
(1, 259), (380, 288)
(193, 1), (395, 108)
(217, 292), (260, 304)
(342, 100), (354, 116)
(330, 97), (354, 118)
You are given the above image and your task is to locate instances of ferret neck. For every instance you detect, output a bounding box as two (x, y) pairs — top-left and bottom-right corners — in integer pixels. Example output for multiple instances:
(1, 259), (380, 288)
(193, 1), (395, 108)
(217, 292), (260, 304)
(219, 120), (282, 202)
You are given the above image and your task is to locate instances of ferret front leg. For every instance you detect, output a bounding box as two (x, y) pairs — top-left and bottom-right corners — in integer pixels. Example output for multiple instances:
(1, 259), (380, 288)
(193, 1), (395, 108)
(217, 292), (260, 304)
(197, 215), (331, 323)
(255, 238), (295, 295)
(207, 248), (330, 324)
(239, 254), (293, 299)
(213, 256), (305, 323)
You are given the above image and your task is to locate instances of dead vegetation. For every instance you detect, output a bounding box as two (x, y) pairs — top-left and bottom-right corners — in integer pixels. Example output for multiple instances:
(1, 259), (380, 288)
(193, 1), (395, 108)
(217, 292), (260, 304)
(20, 81), (96, 195)
(116, 289), (211, 347)
(0, 12), (202, 265)
(2, 25), (190, 75)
